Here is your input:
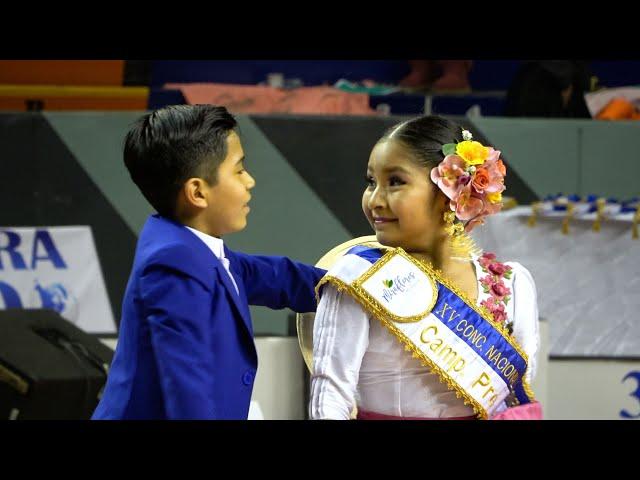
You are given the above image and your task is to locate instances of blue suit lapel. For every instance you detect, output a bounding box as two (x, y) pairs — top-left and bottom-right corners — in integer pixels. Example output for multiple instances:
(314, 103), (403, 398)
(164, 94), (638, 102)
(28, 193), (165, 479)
(211, 257), (253, 337)
(148, 216), (254, 339)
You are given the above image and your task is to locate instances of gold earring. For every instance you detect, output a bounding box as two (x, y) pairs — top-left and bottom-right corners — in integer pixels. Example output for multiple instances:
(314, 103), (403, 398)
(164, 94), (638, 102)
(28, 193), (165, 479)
(444, 211), (464, 238)
(443, 211), (481, 261)
(443, 211), (457, 237)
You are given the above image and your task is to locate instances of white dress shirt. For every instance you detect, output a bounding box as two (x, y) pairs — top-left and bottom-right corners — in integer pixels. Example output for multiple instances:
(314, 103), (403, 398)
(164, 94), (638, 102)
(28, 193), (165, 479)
(185, 226), (239, 295)
(310, 258), (539, 419)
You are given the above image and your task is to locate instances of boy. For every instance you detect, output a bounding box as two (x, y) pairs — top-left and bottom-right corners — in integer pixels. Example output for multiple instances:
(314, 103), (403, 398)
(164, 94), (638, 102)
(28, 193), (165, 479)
(92, 105), (325, 419)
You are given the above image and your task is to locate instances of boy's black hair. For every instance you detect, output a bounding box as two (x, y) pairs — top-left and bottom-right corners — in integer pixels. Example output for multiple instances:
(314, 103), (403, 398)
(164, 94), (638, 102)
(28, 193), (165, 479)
(124, 104), (237, 218)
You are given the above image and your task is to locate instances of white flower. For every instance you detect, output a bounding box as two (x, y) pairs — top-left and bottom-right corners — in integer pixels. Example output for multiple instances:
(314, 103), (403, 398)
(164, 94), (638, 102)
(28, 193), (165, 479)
(468, 166), (476, 174)
(462, 129), (473, 141)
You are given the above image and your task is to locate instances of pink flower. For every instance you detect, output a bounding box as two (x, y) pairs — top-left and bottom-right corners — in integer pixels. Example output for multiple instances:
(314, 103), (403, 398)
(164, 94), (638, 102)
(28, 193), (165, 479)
(464, 215), (486, 233)
(430, 155), (467, 201)
(462, 180), (503, 231)
(479, 252), (512, 324)
(484, 147), (501, 164)
(464, 203), (501, 235)
(490, 282), (511, 299)
(492, 304), (508, 323)
(484, 161), (506, 194)
(480, 274), (495, 288)
(481, 298), (507, 323)
(475, 149), (506, 196)
(483, 198), (503, 215)
(488, 262), (509, 276)
(479, 253), (496, 268)
(452, 184), (485, 221)
(488, 262), (512, 276)
(488, 151), (507, 179)
(481, 297), (497, 310)
(458, 174), (471, 186)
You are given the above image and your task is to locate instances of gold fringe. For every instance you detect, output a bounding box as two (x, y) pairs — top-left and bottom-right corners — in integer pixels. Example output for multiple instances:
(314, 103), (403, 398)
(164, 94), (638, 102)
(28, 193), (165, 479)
(561, 203), (574, 235)
(528, 201), (542, 228)
(445, 211), (480, 262)
(592, 198), (606, 232)
(317, 275), (486, 419)
(502, 196), (518, 211)
(398, 248), (536, 402)
(450, 231), (483, 262)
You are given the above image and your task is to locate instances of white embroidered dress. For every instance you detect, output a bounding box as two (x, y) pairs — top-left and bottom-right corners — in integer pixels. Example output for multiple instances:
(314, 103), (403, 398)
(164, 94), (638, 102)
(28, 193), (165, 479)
(309, 252), (539, 420)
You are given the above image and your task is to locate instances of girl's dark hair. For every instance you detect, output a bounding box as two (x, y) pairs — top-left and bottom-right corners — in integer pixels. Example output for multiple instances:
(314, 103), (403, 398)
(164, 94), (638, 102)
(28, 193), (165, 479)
(380, 115), (463, 170)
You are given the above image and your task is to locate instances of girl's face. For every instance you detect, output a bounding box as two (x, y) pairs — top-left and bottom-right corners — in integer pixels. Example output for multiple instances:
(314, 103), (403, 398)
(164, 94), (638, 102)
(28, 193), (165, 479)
(362, 139), (446, 252)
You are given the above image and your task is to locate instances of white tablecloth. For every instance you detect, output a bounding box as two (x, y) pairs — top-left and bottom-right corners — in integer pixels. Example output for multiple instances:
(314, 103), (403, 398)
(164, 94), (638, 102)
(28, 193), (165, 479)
(472, 207), (640, 357)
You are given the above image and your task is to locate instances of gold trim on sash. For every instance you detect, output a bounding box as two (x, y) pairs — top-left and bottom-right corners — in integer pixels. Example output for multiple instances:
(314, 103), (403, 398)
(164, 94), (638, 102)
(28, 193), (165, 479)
(315, 247), (537, 418)
(407, 249), (537, 402)
(316, 274), (486, 418)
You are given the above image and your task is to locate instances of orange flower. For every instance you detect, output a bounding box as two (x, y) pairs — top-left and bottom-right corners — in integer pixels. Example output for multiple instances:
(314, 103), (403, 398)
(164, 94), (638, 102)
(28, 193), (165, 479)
(472, 167), (490, 193)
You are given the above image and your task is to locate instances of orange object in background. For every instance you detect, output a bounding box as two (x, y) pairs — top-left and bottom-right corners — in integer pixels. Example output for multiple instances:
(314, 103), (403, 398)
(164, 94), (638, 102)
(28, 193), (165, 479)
(0, 85), (149, 111)
(0, 61), (148, 111)
(0, 60), (125, 86)
(166, 83), (375, 115)
(596, 97), (639, 120)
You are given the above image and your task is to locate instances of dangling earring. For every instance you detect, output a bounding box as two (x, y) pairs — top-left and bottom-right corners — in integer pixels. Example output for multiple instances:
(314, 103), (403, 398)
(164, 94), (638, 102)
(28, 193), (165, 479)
(443, 210), (481, 262)
(443, 211), (461, 237)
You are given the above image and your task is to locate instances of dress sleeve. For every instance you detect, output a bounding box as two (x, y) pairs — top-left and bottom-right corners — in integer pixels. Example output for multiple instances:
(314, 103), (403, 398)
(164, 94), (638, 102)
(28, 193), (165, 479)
(509, 262), (540, 384)
(309, 284), (370, 419)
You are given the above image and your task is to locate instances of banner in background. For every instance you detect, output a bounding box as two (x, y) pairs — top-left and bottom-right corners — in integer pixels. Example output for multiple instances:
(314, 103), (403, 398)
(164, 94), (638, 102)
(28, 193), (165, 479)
(0, 226), (116, 334)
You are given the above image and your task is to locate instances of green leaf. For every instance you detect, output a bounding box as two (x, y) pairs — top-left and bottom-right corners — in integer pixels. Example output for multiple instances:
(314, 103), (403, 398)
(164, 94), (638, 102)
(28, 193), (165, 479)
(442, 143), (457, 156)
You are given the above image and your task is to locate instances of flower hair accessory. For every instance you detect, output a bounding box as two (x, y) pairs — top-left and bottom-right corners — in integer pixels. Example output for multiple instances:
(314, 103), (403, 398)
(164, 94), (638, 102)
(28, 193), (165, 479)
(430, 129), (506, 232)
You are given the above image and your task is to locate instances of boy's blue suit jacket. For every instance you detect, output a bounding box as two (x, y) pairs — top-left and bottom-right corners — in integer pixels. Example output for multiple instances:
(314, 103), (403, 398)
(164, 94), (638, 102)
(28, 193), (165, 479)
(92, 215), (325, 419)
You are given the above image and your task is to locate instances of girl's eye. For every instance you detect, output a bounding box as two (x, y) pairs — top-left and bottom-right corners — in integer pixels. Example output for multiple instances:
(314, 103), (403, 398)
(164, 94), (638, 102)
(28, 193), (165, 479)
(389, 176), (405, 186)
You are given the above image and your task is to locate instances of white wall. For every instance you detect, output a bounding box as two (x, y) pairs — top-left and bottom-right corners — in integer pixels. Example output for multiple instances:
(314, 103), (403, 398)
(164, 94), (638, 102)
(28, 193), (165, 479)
(530, 320), (549, 413)
(251, 337), (305, 419)
(547, 359), (640, 420)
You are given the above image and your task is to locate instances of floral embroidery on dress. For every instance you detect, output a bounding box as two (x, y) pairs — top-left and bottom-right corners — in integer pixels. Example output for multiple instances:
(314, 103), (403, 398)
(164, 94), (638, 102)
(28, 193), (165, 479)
(478, 252), (513, 333)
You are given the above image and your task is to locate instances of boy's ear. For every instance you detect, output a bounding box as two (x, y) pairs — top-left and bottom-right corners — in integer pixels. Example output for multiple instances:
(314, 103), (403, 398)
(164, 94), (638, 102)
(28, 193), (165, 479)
(183, 178), (209, 209)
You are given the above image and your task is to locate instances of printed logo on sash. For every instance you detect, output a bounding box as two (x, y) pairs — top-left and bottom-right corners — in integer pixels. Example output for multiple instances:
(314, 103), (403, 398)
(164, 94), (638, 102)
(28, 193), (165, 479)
(355, 253), (437, 322)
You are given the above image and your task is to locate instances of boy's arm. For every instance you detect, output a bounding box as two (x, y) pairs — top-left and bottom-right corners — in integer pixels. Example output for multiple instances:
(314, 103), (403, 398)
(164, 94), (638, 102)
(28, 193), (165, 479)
(230, 251), (326, 312)
(139, 262), (218, 419)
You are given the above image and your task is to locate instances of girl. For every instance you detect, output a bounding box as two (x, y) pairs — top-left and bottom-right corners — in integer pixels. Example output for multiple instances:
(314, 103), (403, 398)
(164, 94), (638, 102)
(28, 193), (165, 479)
(309, 115), (541, 420)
